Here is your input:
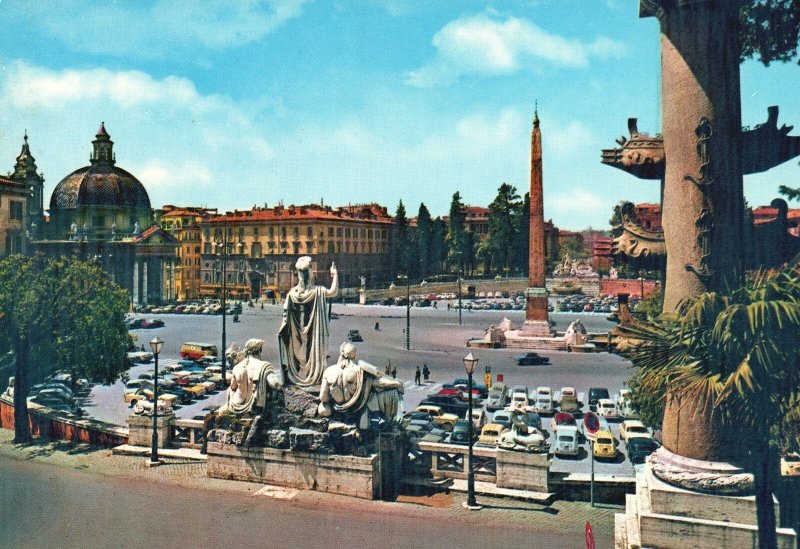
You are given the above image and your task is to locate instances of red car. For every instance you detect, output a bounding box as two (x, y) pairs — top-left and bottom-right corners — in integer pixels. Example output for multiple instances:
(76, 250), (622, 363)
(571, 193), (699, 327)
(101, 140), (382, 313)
(550, 412), (577, 433)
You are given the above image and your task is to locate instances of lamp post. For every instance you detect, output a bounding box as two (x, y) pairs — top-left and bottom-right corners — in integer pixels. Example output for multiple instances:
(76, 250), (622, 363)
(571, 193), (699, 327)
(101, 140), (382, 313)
(397, 274), (410, 350)
(639, 270), (645, 300)
(216, 226), (229, 384)
(148, 336), (164, 467)
(456, 251), (464, 325)
(462, 352), (481, 510)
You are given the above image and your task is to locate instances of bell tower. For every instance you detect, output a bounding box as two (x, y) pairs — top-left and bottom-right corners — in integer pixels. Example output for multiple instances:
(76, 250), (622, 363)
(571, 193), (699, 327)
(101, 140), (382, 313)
(11, 131), (45, 228)
(90, 122), (116, 166)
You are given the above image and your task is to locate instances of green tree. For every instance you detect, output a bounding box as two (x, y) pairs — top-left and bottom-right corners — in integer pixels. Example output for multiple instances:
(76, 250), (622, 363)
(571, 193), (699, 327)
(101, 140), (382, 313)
(430, 218), (447, 275)
(394, 200), (414, 277)
(740, 0), (800, 66)
(446, 192), (468, 270)
(484, 183), (521, 276)
(415, 203), (433, 279)
(622, 262), (800, 548)
(513, 192), (530, 276)
(0, 255), (131, 445)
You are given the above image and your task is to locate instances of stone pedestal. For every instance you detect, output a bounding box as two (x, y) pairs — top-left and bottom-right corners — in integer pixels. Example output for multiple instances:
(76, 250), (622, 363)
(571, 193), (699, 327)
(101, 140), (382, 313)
(127, 412), (175, 448)
(496, 450), (549, 492)
(358, 290), (367, 305)
(206, 441), (394, 500)
(615, 465), (797, 549)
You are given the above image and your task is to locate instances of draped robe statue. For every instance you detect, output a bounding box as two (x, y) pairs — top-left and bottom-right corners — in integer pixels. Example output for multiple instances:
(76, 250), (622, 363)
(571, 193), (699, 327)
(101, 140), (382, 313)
(317, 342), (404, 430)
(278, 256), (338, 389)
(218, 339), (283, 417)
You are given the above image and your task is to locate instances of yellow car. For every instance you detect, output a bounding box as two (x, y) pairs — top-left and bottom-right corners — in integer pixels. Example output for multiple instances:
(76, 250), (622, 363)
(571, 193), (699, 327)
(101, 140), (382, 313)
(185, 384), (207, 397)
(124, 389), (177, 407)
(477, 423), (508, 446)
(415, 405), (459, 431)
(592, 429), (617, 459)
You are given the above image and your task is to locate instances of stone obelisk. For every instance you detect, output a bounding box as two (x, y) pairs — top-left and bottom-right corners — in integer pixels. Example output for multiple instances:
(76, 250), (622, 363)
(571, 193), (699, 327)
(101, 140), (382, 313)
(520, 109), (554, 337)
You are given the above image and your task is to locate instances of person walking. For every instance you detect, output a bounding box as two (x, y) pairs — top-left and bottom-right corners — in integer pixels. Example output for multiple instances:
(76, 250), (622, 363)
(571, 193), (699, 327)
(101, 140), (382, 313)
(414, 366), (421, 385)
(422, 363), (430, 383)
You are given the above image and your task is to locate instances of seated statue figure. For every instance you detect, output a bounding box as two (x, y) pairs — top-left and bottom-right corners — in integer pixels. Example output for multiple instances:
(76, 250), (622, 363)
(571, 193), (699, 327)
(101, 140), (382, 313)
(218, 338), (283, 417)
(318, 342), (404, 429)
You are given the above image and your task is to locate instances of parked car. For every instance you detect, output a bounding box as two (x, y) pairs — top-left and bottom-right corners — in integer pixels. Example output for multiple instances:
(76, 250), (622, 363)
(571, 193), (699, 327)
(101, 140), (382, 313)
(133, 398), (173, 416)
(491, 410), (514, 431)
(554, 425), (580, 457)
(469, 408), (487, 430)
(419, 427), (447, 443)
(127, 351), (153, 364)
(185, 384), (208, 398)
(533, 386), (553, 414)
(415, 405), (459, 431)
(558, 387), (582, 415)
(781, 452), (800, 476)
(596, 398), (619, 420)
(403, 411), (434, 430)
(588, 387), (610, 412)
(419, 395), (468, 416)
(509, 385), (529, 409)
(620, 420), (651, 443)
(485, 382), (509, 411)
(125, 379), (154, 393)
(347, 329), (363, 342)
(515, 352), (550, 366)
(477, 423), (508, 446)
(449, 419), (473, 444)
(550, 412), (577, 433)
(499, 424), (548, 452)
(523, 411), (542, 431)
(124, 388), (153, 405)
(627, 437), (660, 465)
(592, 429), (617, 459)
(179, 342), (218, 360)
(163, 387), (193, 404)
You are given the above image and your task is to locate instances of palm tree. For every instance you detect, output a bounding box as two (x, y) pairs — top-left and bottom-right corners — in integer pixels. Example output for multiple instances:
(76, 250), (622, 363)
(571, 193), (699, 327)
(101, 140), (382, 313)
(622, 260), (800, 549)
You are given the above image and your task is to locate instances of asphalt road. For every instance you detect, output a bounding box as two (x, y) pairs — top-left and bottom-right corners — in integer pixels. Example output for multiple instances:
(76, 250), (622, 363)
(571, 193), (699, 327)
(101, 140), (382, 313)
(0, 454), (608, 549)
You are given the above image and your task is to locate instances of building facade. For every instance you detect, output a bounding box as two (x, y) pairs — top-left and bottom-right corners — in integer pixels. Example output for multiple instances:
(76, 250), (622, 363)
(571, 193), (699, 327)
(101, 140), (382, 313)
(198, 203), (393, 300)
(158, 206), (217, 301)
(0, 176), (27, 257)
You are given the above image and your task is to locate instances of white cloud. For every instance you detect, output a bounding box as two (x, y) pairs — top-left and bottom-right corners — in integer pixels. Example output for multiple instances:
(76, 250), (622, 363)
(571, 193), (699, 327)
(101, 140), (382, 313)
(34, 0), (311, 57)
(547, 188), (606, 216)
(0, 61), (274, 209)
(545, 121), (596, 163)
(406, 13), (627, 87)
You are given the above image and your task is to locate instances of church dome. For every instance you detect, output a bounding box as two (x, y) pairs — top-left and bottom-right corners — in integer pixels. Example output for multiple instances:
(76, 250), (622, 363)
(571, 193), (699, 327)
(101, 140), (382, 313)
(49, 123), (151, 211)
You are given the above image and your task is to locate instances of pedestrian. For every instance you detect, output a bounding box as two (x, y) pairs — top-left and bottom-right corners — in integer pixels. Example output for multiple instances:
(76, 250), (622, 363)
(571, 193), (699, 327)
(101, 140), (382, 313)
(140, 344), (145, 352)
(422, 363), (430, 383)
(414, 366), (421, 385)
(375, 321), (380, 330)
(391, 366), (397, 378)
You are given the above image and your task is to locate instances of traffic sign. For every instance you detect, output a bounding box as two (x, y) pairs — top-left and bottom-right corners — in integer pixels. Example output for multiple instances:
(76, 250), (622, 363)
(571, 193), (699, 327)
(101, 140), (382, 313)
(496, 373), (504, 383)
(585, 522), (595, 549)
(583, 412), (600, 435)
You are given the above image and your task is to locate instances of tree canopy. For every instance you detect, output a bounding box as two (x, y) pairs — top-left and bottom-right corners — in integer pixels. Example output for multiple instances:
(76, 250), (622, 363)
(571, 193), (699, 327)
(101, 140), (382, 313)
(0, 255), (131, 444)
(740, 0), (800, 66)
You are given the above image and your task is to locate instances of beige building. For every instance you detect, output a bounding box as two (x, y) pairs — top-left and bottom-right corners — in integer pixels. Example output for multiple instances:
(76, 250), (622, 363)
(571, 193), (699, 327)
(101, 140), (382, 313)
(158, 206), (217, 301)
(198, 203), (393, 299)
(0, 176), (27, 257)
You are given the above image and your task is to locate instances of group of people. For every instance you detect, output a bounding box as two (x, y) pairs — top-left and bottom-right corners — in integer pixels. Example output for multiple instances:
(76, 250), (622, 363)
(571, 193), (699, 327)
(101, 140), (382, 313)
(414, 363), (430, 385)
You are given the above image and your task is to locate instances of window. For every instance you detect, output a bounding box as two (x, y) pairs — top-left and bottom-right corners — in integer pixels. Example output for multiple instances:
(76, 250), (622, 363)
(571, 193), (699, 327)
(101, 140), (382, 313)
(269, 227), (274, 237)
(204, 243), (211, 254)
(253, 227), (259, 237)
(328, 227), (334, 237)
(293, 242), (299, 254)
(251, 242), (262, 258)
(345, 228), (351, 238)
(9, 201), (23, 221)
(307, 226), (312, 237)
(337, 228), (342, 237)
(93, 215), (105, 227)
(328, 243), (334, 254)
(361, 228), (366, 238)
(239, 227), (244, 238)
(195, 246), (200, 254)
(204, 273), (210, 282)
(293, 226), (299, 237)
(281, 227), (287, 238)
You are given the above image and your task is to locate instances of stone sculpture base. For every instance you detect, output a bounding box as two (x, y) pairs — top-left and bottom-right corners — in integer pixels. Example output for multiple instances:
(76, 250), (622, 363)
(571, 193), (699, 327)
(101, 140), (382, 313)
(501, 329), (566, 351)
(518, 320), (556, 338)
(496, 449), (550, 493)
(615, 463), (797, 549)
(127, 412), (174, 448)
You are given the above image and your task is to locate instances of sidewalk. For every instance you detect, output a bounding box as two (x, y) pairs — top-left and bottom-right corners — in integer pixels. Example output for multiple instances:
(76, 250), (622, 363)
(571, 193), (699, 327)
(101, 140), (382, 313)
(0, 428), (618, 539)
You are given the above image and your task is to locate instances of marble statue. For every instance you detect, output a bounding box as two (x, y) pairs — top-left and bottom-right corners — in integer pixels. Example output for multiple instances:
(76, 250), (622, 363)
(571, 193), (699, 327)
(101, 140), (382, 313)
(218, 338), (283, 417)
(278, 256), (338, 389)
(563, 319), (588, 347)
(70, 222), (78, 240)
(360, 275), (366, 291)
(317, 342), (404, 430)
(608, 266), (618, 280)
(133, 221), (140, 235)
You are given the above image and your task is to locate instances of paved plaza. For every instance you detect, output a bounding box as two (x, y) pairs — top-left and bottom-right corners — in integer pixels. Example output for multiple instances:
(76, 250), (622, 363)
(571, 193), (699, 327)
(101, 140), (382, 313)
(80, 300), (638, 479)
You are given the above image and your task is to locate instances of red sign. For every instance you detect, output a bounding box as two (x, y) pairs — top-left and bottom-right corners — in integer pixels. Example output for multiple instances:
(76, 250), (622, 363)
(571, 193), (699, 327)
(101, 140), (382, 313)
(496, 373), (504, 383)
(583, 412), (600, 435)
(585, 522), (595, 549)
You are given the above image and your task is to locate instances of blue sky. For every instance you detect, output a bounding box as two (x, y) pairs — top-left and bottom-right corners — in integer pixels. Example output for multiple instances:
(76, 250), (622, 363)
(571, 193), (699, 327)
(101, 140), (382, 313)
(0, 1), (796, 230)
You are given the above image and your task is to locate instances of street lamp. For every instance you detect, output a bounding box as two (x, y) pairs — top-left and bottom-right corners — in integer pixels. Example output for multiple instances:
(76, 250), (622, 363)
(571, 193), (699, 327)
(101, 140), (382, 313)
(216, 227), (229, 384)
(463, 352), (481, 510)
(397, 274), (410, 350)
(457, 251), (463, 325)
(148, 336), (164, 467)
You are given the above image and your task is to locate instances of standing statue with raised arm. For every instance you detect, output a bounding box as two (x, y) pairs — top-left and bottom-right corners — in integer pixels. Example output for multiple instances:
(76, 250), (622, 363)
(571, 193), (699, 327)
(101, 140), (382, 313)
(278, 256), (338, 389)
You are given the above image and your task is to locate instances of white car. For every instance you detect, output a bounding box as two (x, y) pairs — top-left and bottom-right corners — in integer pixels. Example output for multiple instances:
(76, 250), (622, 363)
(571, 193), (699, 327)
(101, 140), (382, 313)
(597, 398), (619, 419)
(133, 398), (173, 415)
(533, 386), (553, 414)
(554, 425), (580, 456)
(510, 391), (529, 409)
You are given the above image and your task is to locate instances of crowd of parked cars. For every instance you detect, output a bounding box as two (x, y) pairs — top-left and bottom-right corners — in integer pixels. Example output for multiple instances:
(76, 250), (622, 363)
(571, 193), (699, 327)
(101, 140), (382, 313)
(403, 377), (660, 465)
(22, 371), (92, 415)
(557, 293), (639, 314)
(132, 301), (243, 316)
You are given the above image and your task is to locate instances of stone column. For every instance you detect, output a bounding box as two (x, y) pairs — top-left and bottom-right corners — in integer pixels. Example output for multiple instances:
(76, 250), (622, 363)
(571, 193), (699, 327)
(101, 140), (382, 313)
(521, 110), (553, 336)
(643, 0), (748, 473)
(142, 260), (148, 305)
(132, 259), (140, 305)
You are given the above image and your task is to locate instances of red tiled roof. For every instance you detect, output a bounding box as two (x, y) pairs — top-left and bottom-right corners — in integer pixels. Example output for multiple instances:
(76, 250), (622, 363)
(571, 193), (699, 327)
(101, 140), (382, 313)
(208, 205), (394, 225)
(0, 176), (26, 190)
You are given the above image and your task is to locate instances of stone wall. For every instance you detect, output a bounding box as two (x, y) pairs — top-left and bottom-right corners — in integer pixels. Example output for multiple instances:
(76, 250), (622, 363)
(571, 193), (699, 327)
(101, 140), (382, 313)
(599, 278), (659, 298)
(0, 395), (128, 447)
(495, 449), (549, 492)
(206, 441), (383, 500)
